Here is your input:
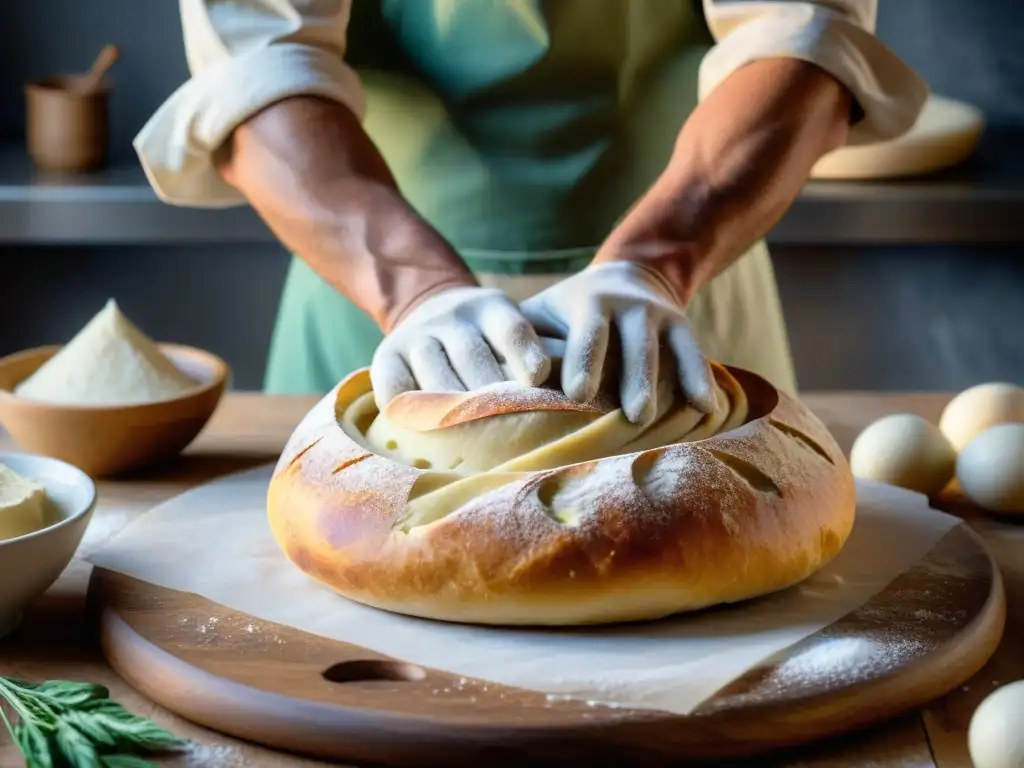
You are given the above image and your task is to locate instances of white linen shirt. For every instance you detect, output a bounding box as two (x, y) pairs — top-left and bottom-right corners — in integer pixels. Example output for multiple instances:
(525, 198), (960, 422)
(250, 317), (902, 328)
(136, 0), (928, 208)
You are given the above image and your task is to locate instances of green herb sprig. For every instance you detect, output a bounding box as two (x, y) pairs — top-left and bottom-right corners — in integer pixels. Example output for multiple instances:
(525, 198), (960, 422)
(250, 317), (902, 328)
(0, 677), (189, 767)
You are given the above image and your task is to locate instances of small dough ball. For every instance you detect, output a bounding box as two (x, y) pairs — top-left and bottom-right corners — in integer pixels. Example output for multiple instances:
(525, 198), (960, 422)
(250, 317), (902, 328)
(849, 413), (956, 496)
(940, 382), (1024, 451)
(956, 423), (1024, 514)
(968, 679), (1024, 768)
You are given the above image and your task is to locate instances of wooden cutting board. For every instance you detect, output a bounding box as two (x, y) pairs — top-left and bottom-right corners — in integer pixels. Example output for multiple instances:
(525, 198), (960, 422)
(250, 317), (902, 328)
(810, 94), (985, 180)
(87, 522), (1004, 767)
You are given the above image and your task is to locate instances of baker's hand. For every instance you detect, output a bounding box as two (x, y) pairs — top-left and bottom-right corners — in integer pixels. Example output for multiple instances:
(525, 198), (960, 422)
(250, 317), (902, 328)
(520, 261), (715, 425)
(370, 286), (552, 411)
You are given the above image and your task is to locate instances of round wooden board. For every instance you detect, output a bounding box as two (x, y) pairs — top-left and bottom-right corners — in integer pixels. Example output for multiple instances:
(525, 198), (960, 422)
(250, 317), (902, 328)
(88, 523), (1004, 767)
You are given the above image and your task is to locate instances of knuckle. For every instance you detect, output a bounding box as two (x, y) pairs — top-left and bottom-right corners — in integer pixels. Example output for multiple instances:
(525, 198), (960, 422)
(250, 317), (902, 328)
(508, 317), (536, 339)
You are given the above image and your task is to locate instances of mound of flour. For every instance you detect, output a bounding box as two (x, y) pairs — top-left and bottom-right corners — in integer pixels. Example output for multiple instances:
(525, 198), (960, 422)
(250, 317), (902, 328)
(15, 299), (198, 405)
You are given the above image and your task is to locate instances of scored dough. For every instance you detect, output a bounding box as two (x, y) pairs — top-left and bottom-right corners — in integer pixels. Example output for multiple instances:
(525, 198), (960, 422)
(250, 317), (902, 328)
(358, 369), (749, 531)
(269, 360), (856, 626)
(849, 414), (956, 497)
(956, 424), (1024, 515)
(365, 371), (744, 472)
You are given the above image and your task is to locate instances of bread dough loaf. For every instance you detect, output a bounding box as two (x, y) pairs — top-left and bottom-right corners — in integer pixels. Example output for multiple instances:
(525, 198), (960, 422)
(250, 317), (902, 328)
(939, 382), (1024, 452)
(268, 363), (856, 626)
(0, 464), (49, 540)
(956, 424), (1024, 515)
(810, 94), (984, 180)
(849, 414), (956, 497)
(15, 299), (198, 406)
(968, 679), (1024, 768)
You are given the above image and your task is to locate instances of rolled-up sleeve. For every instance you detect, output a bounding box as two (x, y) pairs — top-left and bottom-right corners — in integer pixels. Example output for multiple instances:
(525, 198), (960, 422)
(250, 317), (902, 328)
(700, 1), (929, 145)
(135, 0), (364, 207)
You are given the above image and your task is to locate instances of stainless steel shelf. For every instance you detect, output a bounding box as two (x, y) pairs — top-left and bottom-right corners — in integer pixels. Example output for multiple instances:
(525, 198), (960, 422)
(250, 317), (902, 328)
(0, 150), (272, 245)
(1, 130), (1022, 246)
(775, 129), (1024, 245)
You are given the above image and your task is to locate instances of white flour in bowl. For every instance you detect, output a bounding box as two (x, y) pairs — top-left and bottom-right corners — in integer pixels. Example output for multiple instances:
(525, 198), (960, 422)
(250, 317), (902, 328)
(14, 298), (197, 405)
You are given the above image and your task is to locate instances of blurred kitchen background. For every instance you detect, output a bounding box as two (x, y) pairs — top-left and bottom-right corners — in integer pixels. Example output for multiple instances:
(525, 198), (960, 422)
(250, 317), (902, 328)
(0, 1), (1021, 392)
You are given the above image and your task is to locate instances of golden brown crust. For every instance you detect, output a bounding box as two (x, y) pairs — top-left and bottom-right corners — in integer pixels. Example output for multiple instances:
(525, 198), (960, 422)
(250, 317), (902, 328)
(268, 365), (856, 626)
(384, 384), (609, 432)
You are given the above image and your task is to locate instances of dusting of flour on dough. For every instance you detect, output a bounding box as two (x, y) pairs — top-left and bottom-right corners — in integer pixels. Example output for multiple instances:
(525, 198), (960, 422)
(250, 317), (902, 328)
(447, 380), (611, 421)
(446, 441), (755, 560)
(634, 449), (693, 503)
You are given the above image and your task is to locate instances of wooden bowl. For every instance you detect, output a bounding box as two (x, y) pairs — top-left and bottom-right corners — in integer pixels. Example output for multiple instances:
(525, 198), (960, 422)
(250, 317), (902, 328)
(0, 452), (96, 637)
(0, 344), (228, 477)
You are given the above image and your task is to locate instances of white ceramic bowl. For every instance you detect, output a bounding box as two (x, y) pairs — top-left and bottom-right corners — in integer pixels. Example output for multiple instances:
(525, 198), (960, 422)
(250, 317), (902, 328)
(0, 452), (97, 637)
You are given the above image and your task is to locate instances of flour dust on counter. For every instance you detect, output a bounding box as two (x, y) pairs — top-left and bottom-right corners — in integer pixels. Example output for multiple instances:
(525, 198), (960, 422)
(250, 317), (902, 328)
(170, 741), (246, 768)
(733, 634), (929, 707)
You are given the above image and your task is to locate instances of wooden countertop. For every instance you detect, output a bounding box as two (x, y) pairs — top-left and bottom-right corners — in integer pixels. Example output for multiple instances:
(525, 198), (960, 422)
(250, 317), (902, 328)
(0, 392), (1020, 767)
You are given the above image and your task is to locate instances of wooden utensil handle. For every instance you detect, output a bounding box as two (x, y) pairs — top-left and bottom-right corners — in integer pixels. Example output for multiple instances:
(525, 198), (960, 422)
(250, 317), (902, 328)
(82, 44), (120, 92)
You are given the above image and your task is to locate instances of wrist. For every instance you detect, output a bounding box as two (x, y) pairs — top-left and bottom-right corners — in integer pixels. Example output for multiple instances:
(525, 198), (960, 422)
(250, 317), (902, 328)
(581, 260), (691, 309)
(312, 181), (478, 332)
(591, 173), (716, 305)
(592, 250), (705, 308)
(382, 275), (479, 333)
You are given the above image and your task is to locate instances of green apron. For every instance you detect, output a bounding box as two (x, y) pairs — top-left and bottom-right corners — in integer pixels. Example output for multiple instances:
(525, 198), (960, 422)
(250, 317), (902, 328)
(265, 0), (797, 395)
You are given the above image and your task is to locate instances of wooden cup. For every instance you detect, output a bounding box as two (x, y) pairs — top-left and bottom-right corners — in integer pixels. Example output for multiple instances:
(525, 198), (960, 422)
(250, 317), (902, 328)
(25, 75), (110, 172)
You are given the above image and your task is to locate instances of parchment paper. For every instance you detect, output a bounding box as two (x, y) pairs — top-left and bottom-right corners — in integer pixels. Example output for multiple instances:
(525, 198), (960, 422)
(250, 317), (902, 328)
(87, 465), (960, 715)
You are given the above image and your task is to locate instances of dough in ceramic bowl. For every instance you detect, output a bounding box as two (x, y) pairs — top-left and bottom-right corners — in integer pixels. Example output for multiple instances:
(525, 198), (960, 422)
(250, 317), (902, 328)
(268, 363), (856, 626)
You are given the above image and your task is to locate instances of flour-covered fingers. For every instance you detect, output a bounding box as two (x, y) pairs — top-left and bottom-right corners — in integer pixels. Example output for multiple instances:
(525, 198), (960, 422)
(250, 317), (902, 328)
(479, 302), (551, 387)
(561, 302), (611, 403)
(370, 351), (419, 412)
(407, 336), (468, 392)
(374, 286), (555, 399)
(439, 324), (508, 390)
(617, 307), (659, 426)
(667, 321), (715, 413)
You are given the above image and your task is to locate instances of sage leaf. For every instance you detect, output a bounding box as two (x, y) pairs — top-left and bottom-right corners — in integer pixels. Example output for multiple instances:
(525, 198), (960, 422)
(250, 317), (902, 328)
(78, 699), (187, 751)
(35, 681), (109, 708)
(55, 722), (101, 768)
(0, 675), (188, 767)
(13, 721), (58, 768)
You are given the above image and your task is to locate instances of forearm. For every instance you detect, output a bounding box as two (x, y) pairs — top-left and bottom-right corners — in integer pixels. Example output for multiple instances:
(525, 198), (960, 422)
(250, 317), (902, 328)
(595, 58), (851, 302)
(217, 96), (476, 331)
